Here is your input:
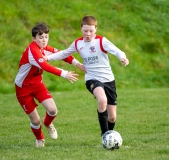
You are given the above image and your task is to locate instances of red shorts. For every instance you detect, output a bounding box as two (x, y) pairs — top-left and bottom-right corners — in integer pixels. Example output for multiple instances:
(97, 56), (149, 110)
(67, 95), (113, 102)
(15, 82), (52, 114)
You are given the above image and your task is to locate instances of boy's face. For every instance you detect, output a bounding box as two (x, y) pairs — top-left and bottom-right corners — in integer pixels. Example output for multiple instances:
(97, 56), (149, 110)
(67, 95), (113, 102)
(81, 25), (97, 42)
(32, 33), (49, 49)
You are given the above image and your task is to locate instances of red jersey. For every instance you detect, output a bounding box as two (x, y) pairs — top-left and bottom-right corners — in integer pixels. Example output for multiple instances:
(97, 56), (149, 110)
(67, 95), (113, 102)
(15, 42), (78, 88)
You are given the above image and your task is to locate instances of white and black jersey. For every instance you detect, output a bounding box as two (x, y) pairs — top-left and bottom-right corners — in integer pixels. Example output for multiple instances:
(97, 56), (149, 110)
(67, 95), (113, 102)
(48, 35), (127, 83)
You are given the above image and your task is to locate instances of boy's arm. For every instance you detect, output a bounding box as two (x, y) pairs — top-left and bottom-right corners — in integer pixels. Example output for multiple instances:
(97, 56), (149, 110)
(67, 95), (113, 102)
(43, 54), (86, 73)
(47, 42), (76, 61)
(120, 58), (129, 66)
(29, 43), (79, 83)
(45, 45), (79, 66)
(44, 43), (86, 73)
(38, 61), (79, 83)
(61, 55), (80, 66)
(103, 37), (129, 66)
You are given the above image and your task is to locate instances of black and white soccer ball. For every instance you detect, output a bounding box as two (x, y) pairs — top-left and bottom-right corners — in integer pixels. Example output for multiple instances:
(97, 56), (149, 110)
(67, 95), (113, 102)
(102, 130), (122, 150)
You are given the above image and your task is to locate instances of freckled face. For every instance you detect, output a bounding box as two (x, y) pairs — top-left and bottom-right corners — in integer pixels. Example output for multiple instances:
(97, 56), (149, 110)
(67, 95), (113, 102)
(32, 33), (49, 49)
(81, 25), (97, 42)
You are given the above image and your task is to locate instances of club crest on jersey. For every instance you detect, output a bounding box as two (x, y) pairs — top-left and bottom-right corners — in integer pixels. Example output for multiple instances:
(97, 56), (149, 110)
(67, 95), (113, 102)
(89, 46), (96, 53)
(38, 58), (44, 63)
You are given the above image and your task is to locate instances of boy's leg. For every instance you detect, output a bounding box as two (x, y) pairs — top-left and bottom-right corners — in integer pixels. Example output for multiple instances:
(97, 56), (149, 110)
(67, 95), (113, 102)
(34, 83), (58, 139)
(41, 98), (58, 139)
(97, 109), (109, 135)
(107, 105), (116, 130)
(29, 109), (45, 147)
(104, 80), (117, 131)
(93, 87), (109, 135)
(41, 98), (57, 126)
(30, 124), (45, 147)
(15, 85), (45, 147)
(108, 121), (115, 130)
(43, 111), (56, 126)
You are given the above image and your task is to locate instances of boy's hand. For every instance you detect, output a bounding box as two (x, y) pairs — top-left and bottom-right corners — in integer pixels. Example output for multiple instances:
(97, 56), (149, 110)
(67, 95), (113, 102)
(66, 71), (79, 83)
(76, 63), (86, 73)
(121, 58), (129, 66)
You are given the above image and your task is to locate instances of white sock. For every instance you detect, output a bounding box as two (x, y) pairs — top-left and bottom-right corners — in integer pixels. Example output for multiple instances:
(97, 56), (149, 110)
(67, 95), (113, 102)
(30, 123), (40, 129)
(47, 110), (57, 117)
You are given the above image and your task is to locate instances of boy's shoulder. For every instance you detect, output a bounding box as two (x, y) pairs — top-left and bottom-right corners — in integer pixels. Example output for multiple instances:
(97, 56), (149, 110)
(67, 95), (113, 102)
(28, 42), (41, 53)
(95, 35), (104, 39)
(75, 37), (83, 41)
(75, 35), (104, 42)
(29, 41), (38, 48)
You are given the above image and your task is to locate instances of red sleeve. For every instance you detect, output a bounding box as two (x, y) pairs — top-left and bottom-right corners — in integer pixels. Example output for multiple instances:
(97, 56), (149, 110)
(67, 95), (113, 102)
(30, 43), (63, 76)
(63, 56), (75, 64)
(38, 60), (62, 76)
(44, 45), (55, 52)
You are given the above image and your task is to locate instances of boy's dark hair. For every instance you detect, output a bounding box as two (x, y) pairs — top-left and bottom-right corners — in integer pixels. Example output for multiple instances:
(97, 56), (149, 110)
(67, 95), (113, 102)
(81, 15), (97, 27)
(32, 23), (49, 37)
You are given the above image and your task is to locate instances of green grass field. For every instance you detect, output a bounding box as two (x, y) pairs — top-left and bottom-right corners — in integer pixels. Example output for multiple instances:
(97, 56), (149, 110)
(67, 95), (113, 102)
(0, 1), (169, 159)
(0, 88), (169, 160)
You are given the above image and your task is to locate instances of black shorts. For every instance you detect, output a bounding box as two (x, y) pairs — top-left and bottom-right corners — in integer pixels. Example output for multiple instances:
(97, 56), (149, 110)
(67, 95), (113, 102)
(86, 80), (117, 105)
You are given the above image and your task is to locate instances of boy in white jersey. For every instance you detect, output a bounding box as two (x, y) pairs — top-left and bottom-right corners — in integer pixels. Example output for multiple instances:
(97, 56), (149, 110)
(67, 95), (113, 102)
(45, 16), (129, 139)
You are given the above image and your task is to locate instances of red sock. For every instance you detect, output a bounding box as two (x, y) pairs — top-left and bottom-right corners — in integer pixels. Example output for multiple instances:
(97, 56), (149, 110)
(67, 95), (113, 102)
(43, 112), (56, 126)
(31, 126), (44, 140)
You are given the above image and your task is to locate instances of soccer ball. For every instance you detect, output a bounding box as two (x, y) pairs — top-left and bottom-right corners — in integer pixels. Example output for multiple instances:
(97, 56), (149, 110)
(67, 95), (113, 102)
(102, 130), (122, 150)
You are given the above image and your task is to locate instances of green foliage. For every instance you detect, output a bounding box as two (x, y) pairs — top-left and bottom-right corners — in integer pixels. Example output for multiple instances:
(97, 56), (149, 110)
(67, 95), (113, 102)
(0, 0), (169, 93)
(0, 88), (169, 159)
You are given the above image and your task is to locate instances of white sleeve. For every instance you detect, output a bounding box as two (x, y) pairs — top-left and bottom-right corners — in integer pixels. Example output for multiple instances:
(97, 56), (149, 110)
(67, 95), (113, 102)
(72, 59), (80, 66)
(43, 48), (59, 56)
(57, 68), (68, 78)
(102, 37), (126, 60)
(47, 42), (77, 62)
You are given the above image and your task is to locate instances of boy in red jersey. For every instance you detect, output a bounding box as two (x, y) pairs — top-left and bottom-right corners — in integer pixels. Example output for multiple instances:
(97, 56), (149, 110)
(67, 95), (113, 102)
(15, 23), (84, 147)
(44, 16), (129, 143)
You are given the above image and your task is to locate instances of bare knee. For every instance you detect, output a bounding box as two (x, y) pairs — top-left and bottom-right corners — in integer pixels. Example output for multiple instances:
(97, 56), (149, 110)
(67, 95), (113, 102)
(42, 98), (57, 115)
(28, 109), (41, 126)
(30, 116), (41, 126)
(98, 97), (107, 111)
(108, 115), (116, 123)
(47, 107), (57, 115)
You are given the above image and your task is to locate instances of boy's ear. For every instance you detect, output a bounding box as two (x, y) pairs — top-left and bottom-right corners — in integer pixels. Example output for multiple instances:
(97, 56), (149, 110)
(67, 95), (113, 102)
(32, 37), (35, 42)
